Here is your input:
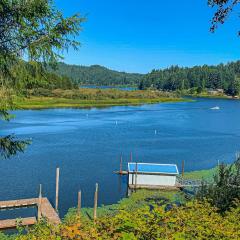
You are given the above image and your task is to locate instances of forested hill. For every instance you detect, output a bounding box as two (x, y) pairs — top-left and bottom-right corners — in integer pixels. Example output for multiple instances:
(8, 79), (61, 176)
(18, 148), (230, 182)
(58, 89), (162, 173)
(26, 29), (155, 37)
(50, 62), (144, 86)
(51, 61), (240, 96)
(139, 61), (240, 96)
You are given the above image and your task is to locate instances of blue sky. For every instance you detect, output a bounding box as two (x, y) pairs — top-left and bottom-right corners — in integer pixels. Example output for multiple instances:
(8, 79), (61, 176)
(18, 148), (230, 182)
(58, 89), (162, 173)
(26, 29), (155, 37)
(55, 0), (240, 73)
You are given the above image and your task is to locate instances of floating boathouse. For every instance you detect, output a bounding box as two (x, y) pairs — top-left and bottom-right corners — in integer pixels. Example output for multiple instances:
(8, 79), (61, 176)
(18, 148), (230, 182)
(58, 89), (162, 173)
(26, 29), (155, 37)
(128, 162), (179, 189)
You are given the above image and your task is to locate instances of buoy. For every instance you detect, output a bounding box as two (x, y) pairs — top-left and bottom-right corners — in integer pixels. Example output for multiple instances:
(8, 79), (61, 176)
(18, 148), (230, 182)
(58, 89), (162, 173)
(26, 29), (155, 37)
(155, 130), (157, 135)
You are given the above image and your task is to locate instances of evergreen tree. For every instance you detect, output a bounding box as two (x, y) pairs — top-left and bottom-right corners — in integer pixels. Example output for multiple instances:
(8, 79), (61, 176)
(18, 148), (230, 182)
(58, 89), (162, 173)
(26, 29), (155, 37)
(0, 0), (85, 159)
(139, 62), (240, 94)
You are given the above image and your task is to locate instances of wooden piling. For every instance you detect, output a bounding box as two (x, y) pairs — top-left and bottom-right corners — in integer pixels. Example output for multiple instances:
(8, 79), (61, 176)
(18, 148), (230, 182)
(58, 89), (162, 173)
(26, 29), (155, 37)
(134, 162), (138, 192)
(77, 190), (81, 215)
(130, 152), (133, 162)
(131, 169), (134, 185)
(55, 167), (60, 212)
(93, 183), (98, 222)
(120, 154), (123, 175)
(182, 160), (185, 178)
(37, 184), (42, 221)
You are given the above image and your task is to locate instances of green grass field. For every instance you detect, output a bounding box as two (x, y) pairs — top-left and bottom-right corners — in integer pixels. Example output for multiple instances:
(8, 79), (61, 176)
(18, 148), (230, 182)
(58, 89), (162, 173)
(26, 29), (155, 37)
(183, 167), (217, 181)
(14, 96), (186, 109)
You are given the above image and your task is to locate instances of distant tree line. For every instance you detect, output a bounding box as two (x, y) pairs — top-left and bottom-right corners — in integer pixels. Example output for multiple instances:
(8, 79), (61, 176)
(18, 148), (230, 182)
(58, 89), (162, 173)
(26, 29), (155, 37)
(1, 61), (78, 92)
(49, 62), (144, 86)
(139, 61), (240, 96)
(49, 61), (240, 96)
(6, 60), (240, 97)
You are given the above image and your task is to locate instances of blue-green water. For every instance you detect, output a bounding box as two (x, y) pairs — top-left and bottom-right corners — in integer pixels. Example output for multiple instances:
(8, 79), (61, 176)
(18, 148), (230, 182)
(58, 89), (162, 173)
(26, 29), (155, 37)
(0, 98), (240, 217)
(80, 85), (137, 91)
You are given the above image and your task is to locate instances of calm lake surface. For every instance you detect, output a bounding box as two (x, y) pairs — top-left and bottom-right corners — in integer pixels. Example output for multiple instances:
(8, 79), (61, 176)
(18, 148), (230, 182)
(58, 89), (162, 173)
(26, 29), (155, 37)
(1, 98), (240, 217)
(80, 85), (137, 91)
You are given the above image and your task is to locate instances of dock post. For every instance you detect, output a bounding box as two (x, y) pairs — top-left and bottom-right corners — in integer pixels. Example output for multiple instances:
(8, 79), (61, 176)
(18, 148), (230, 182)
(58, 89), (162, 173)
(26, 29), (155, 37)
(131, 169), (134, 185)
(130, 152), (133, 162)
(55, 167), (60, 212)
(37, 184), (42, 221)
(93, 183), (98, 222)
(182, 160), (185, 178)
(134, 162), (138, 192)
(77, 190), (81, 215)
(120, 154), (123, 175)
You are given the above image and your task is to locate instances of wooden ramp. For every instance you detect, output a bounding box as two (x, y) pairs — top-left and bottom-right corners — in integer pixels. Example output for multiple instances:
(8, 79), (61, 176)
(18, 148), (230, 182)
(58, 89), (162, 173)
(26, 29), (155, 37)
(40, 198), (61, 225)
(0, 197), (60, 230)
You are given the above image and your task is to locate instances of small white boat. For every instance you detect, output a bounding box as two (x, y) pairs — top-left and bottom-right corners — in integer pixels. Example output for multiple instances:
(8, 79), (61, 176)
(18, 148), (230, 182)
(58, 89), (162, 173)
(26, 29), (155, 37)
(211, 106), (220, 110)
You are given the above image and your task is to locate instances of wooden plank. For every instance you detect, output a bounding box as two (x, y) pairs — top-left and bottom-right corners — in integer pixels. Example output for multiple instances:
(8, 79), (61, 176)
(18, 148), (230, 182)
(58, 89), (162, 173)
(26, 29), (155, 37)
(41, 198), (61, 224)
(0, 217), (36, 230)
(0, 198), (38, 209)
(128, 184), (180, 190)
(113, 171), (128, 175)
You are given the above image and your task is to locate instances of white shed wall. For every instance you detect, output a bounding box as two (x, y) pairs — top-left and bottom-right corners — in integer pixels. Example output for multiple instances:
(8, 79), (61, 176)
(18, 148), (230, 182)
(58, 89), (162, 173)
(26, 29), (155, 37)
(129, 173), (176, 186)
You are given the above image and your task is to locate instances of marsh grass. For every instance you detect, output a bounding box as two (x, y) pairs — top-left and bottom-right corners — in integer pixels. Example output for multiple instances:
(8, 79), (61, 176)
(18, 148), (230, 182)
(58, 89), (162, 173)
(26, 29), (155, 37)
(14, 88), (187, 109)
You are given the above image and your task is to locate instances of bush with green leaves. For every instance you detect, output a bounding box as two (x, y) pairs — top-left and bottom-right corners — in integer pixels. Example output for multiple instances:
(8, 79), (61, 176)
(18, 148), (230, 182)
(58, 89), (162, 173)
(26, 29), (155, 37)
(197, 157), (240, 213)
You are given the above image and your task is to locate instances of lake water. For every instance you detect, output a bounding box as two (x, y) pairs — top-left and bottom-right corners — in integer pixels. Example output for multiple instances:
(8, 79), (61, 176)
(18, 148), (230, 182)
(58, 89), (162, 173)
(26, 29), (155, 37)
(80, 85), (137, 91)
(0, 97), (240, 217)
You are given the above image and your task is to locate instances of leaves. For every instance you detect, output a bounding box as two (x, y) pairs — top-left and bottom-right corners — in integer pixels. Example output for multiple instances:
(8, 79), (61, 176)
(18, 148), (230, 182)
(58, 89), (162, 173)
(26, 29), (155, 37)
(0, 0), (84, 159)
(1, 200), (238, 239)
(0, 135), (31, 159)
(208, 0), (240, 34)
(197, 157), (240, 213)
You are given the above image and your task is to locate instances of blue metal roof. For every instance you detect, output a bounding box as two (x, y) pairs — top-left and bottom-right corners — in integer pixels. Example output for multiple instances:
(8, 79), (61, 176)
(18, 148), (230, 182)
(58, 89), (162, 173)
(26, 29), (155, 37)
(128, 163), (178, 175)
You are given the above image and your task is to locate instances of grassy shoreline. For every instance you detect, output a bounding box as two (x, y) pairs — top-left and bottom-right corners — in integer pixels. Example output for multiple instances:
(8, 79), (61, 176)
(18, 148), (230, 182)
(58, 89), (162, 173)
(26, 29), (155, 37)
(183, 166), (216, 180)
(185, 93), (236, 99)
(72, 166), (217, 220)
(14, 88), (240, 110)
(14, 96), (186, 110)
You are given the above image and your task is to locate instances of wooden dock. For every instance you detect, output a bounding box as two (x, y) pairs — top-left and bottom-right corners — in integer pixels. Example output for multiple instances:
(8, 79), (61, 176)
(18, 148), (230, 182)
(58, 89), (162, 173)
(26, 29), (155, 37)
(128, 184), (181, 190)
(0, 197), (60, 230)
(0, 217), (37, 230)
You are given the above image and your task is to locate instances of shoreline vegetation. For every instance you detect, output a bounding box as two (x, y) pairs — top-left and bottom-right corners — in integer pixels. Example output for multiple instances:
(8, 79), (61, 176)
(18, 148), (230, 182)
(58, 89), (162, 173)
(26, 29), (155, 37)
(183, 166), (216, 180)
(15, 97), (185, 109)
(14, 88), (186, 109)
(185, 92), (235, 99)
(86, 166), (217, 214)
(68, 165), (219, 230)
(2, 164), (232, 240)
(12, 87), (240, 110)
(13, 89), (239, 110)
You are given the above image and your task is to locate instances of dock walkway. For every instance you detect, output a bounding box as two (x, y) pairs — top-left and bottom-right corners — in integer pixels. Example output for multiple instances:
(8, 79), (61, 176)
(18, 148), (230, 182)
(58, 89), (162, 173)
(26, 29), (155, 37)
(0, 197), (60, 230)
(0, 217), (37, 230)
